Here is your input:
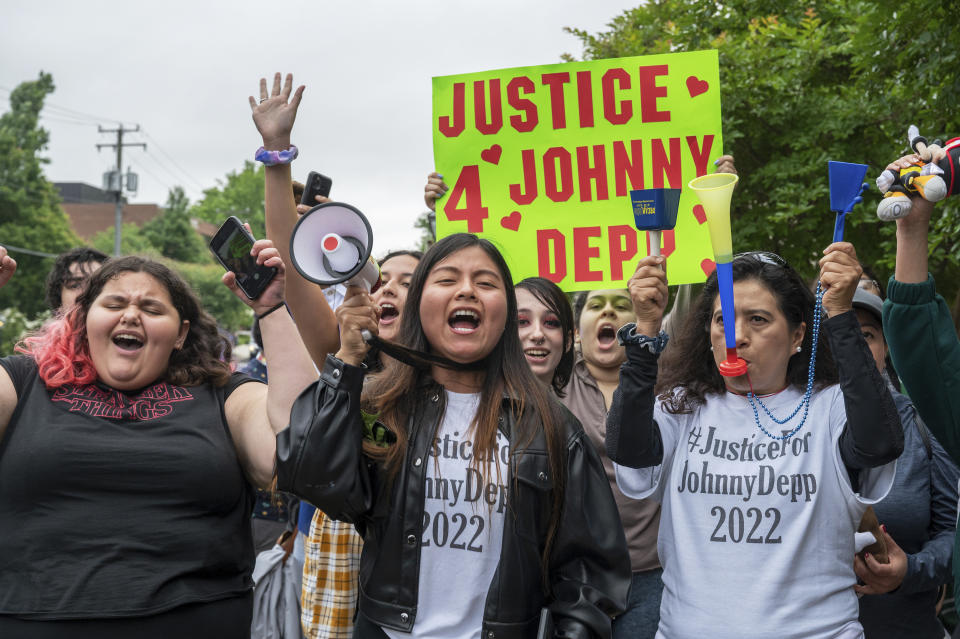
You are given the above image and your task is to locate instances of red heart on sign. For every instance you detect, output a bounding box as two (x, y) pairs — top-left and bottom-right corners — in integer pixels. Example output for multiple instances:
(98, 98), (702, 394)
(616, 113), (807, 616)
(686, 76), (709, 98)
(481, 144), (502, 165)
(693, 205), (706, 224)
(701, 258), (716, 276)
(501, 211), (521, 231)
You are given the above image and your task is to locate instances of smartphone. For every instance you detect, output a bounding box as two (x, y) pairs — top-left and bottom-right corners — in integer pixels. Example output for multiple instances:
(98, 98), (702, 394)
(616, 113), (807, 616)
(208, 216), (277, 299)
(301, 171), (333, 206)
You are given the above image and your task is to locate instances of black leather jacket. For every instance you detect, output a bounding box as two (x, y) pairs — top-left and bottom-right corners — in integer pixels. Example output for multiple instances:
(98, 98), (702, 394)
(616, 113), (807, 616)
(277, 356), (630, 639)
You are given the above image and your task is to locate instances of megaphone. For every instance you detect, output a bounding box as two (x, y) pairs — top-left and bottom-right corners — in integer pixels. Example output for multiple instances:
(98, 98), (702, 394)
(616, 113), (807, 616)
(688, 172), (746, 378)
(289, 202), (381, 292)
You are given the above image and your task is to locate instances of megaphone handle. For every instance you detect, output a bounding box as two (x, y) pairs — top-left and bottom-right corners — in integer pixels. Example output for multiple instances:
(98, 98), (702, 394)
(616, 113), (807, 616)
(648, 230), (662, 258)
(832, 212), (845, 244)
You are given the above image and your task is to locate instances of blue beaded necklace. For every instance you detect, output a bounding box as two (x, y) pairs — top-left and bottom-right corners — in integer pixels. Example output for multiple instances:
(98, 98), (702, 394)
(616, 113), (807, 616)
(745, 283), (824, 441)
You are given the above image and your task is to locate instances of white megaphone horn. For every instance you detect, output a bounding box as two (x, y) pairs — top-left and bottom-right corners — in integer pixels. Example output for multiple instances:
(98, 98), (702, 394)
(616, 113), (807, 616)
(289, 202), (382, 293)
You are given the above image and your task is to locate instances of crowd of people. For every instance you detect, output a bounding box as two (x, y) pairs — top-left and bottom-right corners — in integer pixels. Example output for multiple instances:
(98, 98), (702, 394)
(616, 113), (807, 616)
(0, 70), (958, 639)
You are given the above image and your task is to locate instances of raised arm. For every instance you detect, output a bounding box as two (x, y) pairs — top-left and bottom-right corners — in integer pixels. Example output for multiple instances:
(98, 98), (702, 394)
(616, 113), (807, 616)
(879, 155), (960, 459)
(276, 286), (381, 519)
(606, 255), (669, 468)
(249, 72), (339, 368)
(223, 238), (318, 488)
(888, 154), (931, 284)
(818, 242), (903, 468)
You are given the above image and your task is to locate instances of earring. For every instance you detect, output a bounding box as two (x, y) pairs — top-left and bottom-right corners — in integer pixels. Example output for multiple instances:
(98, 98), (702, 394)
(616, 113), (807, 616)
(796, 346), (802, 353)
(709, 345), (714, 352)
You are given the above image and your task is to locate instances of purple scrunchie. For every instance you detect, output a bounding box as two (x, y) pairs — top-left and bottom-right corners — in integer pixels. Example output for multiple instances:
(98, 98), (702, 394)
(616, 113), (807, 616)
(255, 145), (298, 166)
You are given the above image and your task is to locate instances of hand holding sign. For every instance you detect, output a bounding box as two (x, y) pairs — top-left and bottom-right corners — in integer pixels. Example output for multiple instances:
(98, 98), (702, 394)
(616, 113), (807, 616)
(424, 171), (448, 212)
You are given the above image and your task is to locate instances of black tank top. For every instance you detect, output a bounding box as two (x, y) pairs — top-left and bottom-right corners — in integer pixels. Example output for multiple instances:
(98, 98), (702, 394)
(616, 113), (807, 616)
(0, 355), (258, 619)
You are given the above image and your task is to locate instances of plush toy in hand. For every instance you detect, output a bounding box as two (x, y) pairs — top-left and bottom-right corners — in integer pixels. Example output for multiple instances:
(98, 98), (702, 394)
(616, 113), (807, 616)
(876, 125), (960, 221)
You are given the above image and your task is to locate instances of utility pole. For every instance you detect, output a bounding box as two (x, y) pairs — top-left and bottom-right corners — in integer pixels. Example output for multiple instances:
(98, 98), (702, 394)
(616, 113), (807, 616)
(97, 125), (145, 256)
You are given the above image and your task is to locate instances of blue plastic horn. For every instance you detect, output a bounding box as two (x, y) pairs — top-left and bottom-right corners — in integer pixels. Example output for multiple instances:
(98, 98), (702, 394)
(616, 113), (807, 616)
(629, 188), (682, 257)
(828, 161), (869, 242)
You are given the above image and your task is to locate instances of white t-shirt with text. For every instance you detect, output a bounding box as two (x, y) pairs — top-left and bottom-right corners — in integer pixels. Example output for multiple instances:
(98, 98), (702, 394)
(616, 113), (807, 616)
(384, 390), (507, 639)
(615, 385), (895, 639)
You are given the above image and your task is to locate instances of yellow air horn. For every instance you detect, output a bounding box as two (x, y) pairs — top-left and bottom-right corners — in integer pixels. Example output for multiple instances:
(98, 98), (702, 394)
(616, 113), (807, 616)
(688, 173), (746, 377)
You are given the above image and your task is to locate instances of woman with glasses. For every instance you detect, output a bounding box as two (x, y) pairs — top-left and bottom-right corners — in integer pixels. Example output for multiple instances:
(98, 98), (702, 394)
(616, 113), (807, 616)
(606, 244), (904, 639)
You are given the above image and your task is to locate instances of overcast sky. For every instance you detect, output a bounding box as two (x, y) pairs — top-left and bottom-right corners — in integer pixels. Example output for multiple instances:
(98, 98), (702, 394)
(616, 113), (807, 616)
(1, 0), (639, 252)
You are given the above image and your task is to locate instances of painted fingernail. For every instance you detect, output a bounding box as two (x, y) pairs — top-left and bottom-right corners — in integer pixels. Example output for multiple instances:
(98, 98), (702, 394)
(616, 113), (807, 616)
(881, 524), (887, 533)
(714, 159), (720, 165)
(437, 174), (443, 179)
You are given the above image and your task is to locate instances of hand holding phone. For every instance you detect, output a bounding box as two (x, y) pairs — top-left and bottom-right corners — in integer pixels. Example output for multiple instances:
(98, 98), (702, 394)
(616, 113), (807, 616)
(301, 171), (332, 207)
(209, 216), (278, 299)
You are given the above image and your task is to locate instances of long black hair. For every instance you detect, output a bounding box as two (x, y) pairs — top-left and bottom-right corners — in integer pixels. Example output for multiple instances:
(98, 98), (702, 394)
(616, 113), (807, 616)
(657, 253), (837, 413)
(364, 233), (566, 589)
(516, 277), (575, 397)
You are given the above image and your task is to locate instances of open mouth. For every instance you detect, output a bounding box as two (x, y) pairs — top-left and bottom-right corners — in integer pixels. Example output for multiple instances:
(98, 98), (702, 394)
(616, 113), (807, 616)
(379, 303), (399, 324)
(112, 332), (144, 352)
(597, 324), (617, 347)
(448, 308), (480, 334)
(524, 348), (550, 362)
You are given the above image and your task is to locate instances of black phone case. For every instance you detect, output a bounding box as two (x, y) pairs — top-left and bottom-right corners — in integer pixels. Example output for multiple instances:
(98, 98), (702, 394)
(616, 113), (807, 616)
(301, 171), (332, 206)
(208, 217), (277, 299)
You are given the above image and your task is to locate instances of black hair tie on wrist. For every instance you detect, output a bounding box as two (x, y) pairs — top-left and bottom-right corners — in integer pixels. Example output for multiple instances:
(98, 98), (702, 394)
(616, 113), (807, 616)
(256, 302), (286, 321)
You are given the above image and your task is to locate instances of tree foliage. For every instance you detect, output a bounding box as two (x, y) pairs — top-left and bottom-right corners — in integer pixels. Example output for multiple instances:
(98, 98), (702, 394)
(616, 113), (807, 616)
(90, 222), (160, 257)
(141, 186), (208, 263)
(0, 72), (81, 316)
(413, 210), (436, 253)
(176, 261), (253, 333)
(565, 0), (960, 312)
(190, 160), (266, 239)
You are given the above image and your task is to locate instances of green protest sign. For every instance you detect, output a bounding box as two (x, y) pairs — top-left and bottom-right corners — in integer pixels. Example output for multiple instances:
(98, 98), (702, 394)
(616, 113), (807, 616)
(431, 49), (723, 290)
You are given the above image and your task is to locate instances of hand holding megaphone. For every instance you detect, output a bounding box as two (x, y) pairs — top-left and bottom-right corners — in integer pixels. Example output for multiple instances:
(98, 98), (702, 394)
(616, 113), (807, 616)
(290, 202), (384, 350)
(333, 286), (380, 367)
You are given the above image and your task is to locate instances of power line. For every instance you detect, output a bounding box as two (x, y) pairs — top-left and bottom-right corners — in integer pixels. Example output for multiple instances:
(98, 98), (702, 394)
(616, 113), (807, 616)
(128, 157), (175, 195)
(39, 111), (99, 127)
(0, 85), (123, 125)
(139, 128), (206, 190)
(135, 148), (198, 196)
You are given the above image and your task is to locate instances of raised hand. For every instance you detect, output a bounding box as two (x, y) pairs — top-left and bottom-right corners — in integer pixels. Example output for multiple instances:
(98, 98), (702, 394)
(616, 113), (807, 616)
(249, 72), (304, 149)
(424, 171), (447, 212)
(714, 154), (737, 176)
(334, 286), (380, 367)
(0, 246), (16, 289)
(628, 256), (669, 336)
(818, 242), (861, 318)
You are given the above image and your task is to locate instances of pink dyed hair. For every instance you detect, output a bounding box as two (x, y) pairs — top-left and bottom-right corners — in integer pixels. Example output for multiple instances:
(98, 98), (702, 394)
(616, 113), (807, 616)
(17, 307), (96, 388)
